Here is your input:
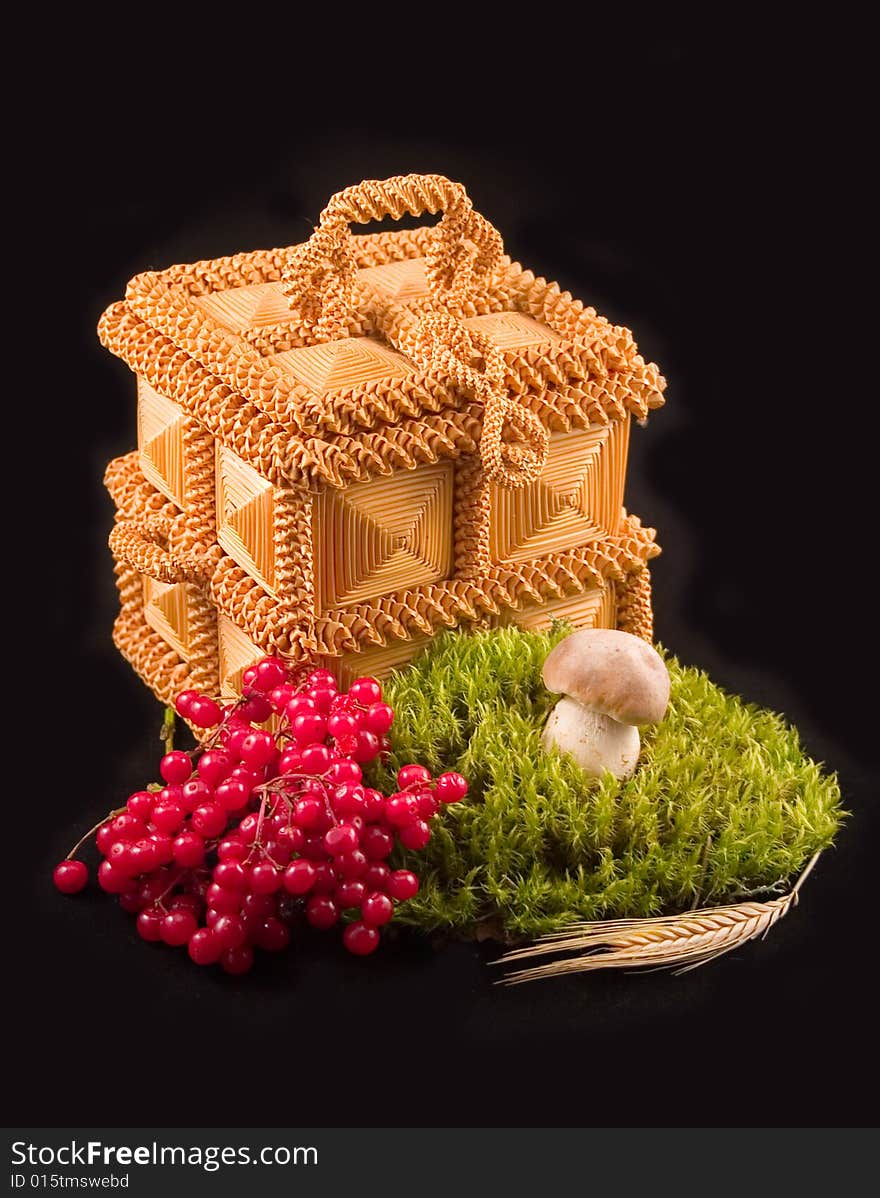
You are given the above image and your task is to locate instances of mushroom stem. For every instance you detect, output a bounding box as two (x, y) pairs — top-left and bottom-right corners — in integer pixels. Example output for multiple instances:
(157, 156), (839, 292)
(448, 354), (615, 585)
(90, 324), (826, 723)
(541, 696), (641, 780)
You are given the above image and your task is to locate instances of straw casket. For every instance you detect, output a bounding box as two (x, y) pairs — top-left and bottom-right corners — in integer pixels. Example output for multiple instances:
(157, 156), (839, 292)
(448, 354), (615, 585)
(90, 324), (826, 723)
(99, 174), (665, 714)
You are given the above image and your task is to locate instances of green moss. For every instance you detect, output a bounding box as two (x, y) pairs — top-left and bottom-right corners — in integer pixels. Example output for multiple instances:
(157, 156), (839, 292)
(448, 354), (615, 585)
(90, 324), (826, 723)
(372, 625), (845, 939)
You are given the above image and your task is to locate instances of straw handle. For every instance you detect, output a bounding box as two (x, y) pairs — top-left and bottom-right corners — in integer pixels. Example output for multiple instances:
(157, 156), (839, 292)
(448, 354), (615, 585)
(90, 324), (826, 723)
(109, 518), (208, 585)
(282, 174), (504, 340)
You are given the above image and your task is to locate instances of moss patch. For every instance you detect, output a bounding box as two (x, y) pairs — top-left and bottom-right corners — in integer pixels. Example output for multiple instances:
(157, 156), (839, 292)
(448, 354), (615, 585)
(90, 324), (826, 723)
(374, 625), (844, 939)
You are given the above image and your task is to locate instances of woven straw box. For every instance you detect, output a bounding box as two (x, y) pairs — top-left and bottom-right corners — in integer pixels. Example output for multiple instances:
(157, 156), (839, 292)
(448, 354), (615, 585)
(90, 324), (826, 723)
(99, 174), (666, 723)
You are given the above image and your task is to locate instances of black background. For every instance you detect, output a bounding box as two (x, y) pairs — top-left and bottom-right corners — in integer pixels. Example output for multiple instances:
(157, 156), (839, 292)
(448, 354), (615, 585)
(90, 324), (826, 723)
(9, 17), (876, 1128)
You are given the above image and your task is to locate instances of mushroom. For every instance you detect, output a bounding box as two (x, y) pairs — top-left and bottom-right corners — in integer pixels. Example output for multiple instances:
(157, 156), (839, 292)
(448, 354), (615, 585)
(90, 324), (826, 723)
(540, 628), (670, 780)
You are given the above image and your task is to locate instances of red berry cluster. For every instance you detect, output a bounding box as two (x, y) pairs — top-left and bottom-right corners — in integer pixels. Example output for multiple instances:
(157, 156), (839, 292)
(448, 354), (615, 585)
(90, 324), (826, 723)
(53, 658), (468, 974)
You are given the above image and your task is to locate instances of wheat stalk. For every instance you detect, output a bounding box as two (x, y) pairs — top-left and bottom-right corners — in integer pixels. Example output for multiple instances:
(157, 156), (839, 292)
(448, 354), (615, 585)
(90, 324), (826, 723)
(496, 852), (821, 984)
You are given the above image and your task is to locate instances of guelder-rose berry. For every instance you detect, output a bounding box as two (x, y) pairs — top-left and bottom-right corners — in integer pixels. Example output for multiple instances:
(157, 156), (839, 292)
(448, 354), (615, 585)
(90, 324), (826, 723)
(97, 860), (132, 894)
(53, 860), (88, 895)
(240, 892), (276, 919)
(348, 677), (383, 706)
(334, 850), (367, 880)
(136, 906), (164, 941)
(249, 862), (281, 895)
(361, 891), (394, 927)
(269, 683), (297, 712)
(364, 702), (394, 735)
(361, 825), (394, 860)
(300, 744), (331, 775)
(126, 791), (155, 821)
(174, 689), (199, 717)
(206, 884), (242, 914)
(327, 711), (359, 739)
(215, 779), (251, 812)
(151, 800), (184, 835)
(335, 880), (366, 909)
(213, 861), (249, 891)
(253, 917), (289, 953)
(398, 819), (431, 851)
(343, 921), (381, 956)
(111, 813), (147, 842)
(385, 794), (419, 827)
(198, 750), (233, 788)
(188, 928), (222, 965)
(293, 796), (323, 830)
(415, 790), (440, 819)
(351, 730), (380, 763)
(237, 694), (273, 723)
(397, 764), (432, 790)
(361, 788), (385, 821)
(59, 668), (463, 975)
(387, 870), (419, 901)
(217, 836), (248, 861)
(249, 915), (287, 953)
(238, 813), (260, 844)
(283, 859), (316, 895)
(172, 831), (206, 868)
(169, 894), (202, 919)
(251, 657), (288, 693)
(307, 668), (337, 688)
(293, 711), (328, 746)
(363, 863), (391, 891)
(147, 832), (174, 867)
(240, 730), (276, 768)
(181, 779), (212, 812)
(286, 694), (316, 719)
(311, 863), (337, 895)
(306, 895), (339, 929)
(435, 771), (469, 803)
(212, 914), (247, 950)
(306, 685), (336, 714)
(160, 910), (198, 947)
(324, 824), (359, 856)
(191, 803), (226, 838)
(188, 696), (223, 728)
(159, 751), (192, 785)
(327, 760), (362, 786)
(118, 889), (144, 914)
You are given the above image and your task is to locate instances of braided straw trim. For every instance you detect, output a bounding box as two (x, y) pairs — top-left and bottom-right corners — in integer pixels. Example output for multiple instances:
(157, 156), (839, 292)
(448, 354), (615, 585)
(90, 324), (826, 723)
(121, 229), (430, 301)
(98, 304), (324, 488)
(205, 513), (658, 658)
(110, 224), (665, 441)
(271, 487), (316, 622)
(179, 417), (217, 549)
(101, 294), (662, 486)
(106, 443), (658, 665)
(404, 311), (548, 488)
(101, 267), (660, 481)
(125, 273), (324, 427)
(100, 305), (485, 490)
(208, 555), (303, 657)
(498, 855), (822, 982)
(104, 451), (176, 520)
(616, 565), (654, 642)
(109, 516), (208, 585)
(110, 491), (222, 703)
(282, 174), (504, 341)
(112, 561), (193, 702)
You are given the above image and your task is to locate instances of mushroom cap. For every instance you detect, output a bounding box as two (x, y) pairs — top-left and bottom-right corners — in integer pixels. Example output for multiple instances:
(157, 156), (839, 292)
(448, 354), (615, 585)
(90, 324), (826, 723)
(542, 628), (670, 726)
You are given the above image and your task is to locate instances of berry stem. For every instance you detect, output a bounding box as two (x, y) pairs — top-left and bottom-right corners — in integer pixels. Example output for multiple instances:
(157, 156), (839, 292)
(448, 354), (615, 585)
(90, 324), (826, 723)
(161, 706), (176, 753)
(65, 807), (127, 859)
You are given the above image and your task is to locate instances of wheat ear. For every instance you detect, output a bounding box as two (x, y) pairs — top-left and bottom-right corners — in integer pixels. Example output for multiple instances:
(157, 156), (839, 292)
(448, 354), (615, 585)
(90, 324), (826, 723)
(496, 852), (821, 984)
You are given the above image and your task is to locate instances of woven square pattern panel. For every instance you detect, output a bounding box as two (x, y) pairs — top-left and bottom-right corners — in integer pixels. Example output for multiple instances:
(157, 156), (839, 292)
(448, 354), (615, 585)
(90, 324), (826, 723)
(99, 174), (666, 718)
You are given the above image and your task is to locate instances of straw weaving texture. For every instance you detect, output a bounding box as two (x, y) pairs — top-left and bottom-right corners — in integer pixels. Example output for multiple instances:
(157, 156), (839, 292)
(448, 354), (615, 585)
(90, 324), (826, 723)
(100, 175), (666, 706)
